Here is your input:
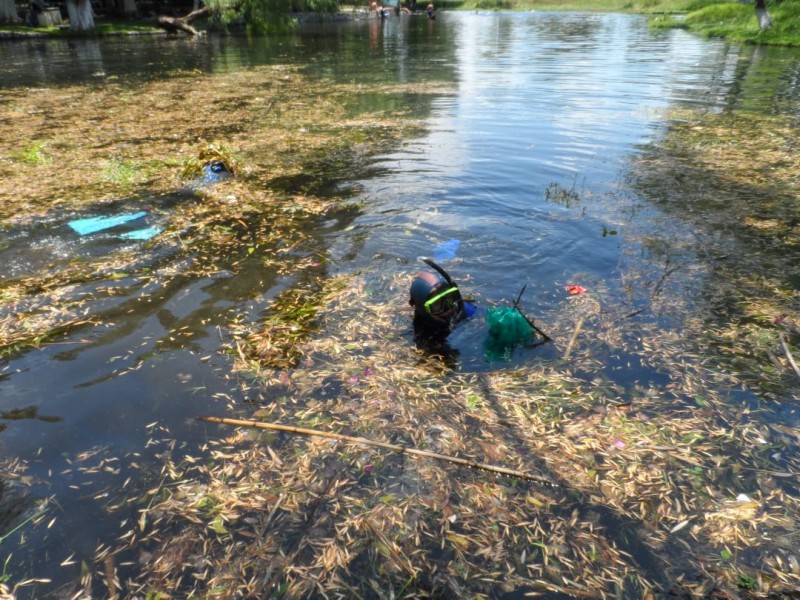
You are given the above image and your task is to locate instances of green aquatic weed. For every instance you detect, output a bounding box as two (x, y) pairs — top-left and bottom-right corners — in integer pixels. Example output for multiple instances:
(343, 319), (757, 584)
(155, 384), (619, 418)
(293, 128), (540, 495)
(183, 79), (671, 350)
(17, 141), (51, 165)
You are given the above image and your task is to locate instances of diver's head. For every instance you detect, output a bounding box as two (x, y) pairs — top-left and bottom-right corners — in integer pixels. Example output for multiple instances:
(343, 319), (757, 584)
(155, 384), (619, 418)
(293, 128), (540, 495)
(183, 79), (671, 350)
(409, 271), (464, 324)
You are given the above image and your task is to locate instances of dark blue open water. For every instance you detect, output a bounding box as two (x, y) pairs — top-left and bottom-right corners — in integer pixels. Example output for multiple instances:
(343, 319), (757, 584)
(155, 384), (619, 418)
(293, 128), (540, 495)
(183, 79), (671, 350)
(1, 11), (800, 596)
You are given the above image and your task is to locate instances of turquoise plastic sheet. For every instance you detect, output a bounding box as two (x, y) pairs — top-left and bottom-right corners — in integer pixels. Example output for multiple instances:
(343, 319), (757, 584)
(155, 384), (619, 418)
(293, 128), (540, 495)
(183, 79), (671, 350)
(68, 211), (148, 235)
(118, 226), (161, 241)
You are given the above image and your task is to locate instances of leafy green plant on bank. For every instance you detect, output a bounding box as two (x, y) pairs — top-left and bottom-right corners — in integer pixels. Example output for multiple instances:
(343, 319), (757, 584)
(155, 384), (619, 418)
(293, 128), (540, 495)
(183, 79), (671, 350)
(474, 0), (512, 9)
(14, 141), (51, 166)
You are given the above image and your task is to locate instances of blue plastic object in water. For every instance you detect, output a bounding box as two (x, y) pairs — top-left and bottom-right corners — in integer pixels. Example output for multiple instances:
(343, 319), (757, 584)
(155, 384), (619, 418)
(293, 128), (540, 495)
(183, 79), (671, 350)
(433, 239), (460, 262)
(118, 226), (161, 241)
(464, 301), (477, 318)
(68, 211), (148, 236)
(202, 162), (230, 183)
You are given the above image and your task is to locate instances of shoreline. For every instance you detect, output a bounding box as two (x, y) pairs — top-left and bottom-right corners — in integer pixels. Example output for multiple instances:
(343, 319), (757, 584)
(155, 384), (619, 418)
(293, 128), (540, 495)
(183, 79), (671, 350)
(0, 7), (386, 41)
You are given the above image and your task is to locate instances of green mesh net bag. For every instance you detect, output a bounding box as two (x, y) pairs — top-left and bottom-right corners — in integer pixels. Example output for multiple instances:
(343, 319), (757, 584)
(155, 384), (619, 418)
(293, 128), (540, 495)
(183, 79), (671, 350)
(483, 306), (535, 360)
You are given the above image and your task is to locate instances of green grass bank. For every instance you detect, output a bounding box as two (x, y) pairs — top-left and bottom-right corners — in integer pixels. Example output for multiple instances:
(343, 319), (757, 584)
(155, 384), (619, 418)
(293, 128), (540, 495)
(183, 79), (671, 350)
(650, 0), (800, 46)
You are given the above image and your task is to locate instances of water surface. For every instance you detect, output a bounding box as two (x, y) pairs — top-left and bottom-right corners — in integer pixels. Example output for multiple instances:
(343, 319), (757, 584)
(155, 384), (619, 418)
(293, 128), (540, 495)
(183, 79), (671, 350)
(1, 11), (800, 596)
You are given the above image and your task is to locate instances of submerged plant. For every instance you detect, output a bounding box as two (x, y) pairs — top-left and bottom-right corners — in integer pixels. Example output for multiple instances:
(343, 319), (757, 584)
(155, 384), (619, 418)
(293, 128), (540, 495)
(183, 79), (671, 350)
(101, 159), (145, 185)
(15, 141), (51, 165)
(545, 180), (582, 207)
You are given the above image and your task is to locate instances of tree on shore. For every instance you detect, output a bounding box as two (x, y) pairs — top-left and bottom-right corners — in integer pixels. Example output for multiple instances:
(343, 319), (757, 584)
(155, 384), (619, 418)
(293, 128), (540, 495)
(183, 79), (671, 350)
(157, 0), (338, 35)
(116, 0), (138, 17)
(0, 0), (21, 23)
(66, 0), (96, 30)
(223, 0), (338, 34)
(158, 4), (210, 34)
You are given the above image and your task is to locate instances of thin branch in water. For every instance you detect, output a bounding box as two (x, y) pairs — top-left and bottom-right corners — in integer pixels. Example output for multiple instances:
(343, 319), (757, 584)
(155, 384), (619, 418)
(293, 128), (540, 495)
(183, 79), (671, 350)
(197, 416), (556, 486)
(513, 285), (552, 342)
(563, 316), (585, 360)
(779, 333), (800, 381)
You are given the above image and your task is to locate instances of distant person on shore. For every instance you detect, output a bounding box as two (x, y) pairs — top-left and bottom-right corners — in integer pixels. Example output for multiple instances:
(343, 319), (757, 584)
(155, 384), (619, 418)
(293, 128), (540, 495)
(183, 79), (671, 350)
(427, 2), (436, 19)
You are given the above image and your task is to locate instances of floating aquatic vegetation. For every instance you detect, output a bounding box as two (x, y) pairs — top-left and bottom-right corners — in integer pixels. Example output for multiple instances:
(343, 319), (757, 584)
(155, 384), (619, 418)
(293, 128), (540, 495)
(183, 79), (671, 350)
(3, 64), (800, 599)
(0, 66), (428, 357)
(99, 105), (800, 595)
(231, 279), (337, 372)
(630, 110), (800, 397)
(545, 180), (582, 207)
(103, 267), (800, 599)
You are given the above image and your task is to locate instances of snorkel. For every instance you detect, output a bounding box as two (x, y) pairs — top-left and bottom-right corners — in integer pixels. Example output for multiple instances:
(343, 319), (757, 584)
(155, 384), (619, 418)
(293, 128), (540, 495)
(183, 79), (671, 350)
(422, 258), (455, 285)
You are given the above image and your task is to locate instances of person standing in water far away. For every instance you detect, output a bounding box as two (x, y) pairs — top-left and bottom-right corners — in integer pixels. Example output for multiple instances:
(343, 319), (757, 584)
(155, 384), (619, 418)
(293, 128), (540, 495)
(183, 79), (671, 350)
(370, 1), (388, 17)
(426, 2), (436, 19)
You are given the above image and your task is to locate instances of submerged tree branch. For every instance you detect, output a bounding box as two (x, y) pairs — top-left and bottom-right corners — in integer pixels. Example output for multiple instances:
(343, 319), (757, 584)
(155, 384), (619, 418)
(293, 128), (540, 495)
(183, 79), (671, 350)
(198, 415), (556, 485)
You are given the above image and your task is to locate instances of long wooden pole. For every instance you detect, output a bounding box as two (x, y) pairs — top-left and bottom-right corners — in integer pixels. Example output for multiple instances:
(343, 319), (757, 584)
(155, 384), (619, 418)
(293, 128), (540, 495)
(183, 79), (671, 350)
(198, 416), (555, 486)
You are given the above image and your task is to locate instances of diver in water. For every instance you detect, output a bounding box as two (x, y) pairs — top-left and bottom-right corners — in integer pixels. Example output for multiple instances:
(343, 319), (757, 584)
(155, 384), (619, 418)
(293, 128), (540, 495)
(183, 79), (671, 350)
(409, 259), (476, 346)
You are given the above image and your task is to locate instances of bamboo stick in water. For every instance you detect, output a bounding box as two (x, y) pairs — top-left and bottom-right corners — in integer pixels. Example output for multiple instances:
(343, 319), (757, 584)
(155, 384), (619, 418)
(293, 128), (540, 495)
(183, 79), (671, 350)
(198, 415), (555, 486)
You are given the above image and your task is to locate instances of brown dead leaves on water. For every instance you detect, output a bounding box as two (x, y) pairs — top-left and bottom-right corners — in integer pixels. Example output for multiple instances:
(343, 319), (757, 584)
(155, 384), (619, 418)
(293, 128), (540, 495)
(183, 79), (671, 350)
(631, 111), (800, 394)
(0, 65), (420, 355)
(122, 267), (800, 598)
(116, 109), (800, 598)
